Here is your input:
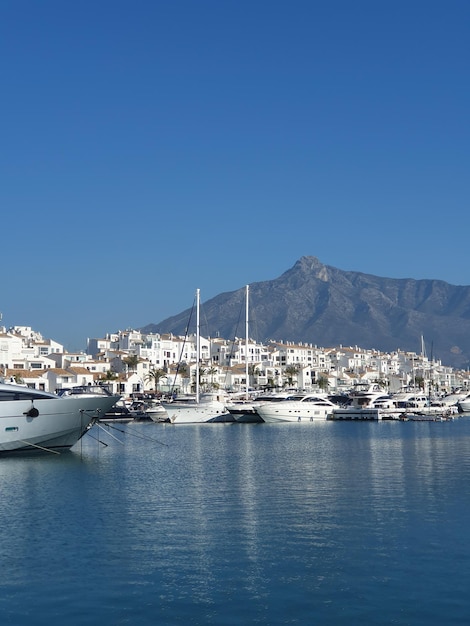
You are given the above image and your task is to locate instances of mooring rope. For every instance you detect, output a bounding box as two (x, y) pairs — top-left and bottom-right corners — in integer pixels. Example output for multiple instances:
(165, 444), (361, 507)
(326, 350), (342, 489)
(85, 431), (109, 447)
(98, 421), (169, 447)
(94, 421), (125, 444)
(18, 440), (61, 455)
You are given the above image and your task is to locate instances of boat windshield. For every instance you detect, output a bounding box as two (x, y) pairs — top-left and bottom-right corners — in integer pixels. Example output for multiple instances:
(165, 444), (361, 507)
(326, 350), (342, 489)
(283, 395), (306, 401)
(57, 386), (115, 397)
(302, 396), (332, 404)
(0, 387), (57, 401)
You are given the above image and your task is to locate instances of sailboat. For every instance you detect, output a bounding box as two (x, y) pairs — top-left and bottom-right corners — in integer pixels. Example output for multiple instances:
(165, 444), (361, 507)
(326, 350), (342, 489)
(160, 289), (231, 424)
(400, 336), (455, 421)
(225, 285), (265, 423)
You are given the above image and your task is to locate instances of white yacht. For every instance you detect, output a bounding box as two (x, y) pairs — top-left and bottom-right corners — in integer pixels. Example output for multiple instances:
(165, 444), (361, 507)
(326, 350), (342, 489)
(330, 383), (401, 420)
(457, 394), (470, 413)
(254, 393), (340, 423)
(391, 390), (458, 417)
(161, 391), (231, 424)
(392, 391), (431, 410)
(439, 390), (468, 409)
(0, 382), (120, 454)
(128, 399), (169, 422)
(226, 391), (293, 423)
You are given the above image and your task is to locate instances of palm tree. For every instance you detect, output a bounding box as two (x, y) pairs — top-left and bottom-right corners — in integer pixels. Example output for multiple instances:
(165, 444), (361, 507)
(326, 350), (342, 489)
(178, 364), (188, 379)
(248, 364), (259, 389)
(284, 364), (300, 387)
(176, 363), (189, 393)
(415, 375), (425, 390)
(317, 376), (329, 391)
(97, 369), (118, 394)
(374, 377), (388, 389)
(207, 366), (218, 388)
(192, 367), (207, 392)
(102, 370), (118, 381)
(145, 368), (167, 393)
(123, 354), (140, 373)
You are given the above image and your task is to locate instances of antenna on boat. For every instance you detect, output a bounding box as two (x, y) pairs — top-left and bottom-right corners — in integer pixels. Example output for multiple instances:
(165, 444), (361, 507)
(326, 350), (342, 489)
(245, 285), (249, 400)
(196, 288), (200, 404)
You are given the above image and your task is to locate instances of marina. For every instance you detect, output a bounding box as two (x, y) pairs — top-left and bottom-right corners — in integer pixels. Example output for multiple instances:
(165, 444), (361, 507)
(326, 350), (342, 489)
(1, 322), (470, 429)
(2, 2), (468, 623)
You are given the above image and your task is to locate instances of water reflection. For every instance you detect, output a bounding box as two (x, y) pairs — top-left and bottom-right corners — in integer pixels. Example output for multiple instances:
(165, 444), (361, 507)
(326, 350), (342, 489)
(1, 419), (470, 624)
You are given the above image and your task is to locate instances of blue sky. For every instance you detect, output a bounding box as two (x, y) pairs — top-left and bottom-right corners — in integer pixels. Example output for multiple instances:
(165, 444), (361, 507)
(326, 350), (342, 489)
(1, 0), (469, 351)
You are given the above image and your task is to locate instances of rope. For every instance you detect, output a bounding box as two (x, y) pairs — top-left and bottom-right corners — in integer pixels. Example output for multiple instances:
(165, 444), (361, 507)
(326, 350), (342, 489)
(95, 422), (124, 444)
(18, 440), (61, 455)
(99, 421), (169, 446)
(85, 431), (109, 447)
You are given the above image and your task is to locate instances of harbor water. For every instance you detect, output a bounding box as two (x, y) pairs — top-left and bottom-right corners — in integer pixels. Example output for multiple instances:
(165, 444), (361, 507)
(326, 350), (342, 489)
(1, 418), (470, 625)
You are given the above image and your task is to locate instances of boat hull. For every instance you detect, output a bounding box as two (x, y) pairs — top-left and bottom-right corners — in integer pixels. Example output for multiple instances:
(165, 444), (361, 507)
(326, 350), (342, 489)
(226, 404), (264, 423)
(161, 400), (230, 424)
(399, 413), (449, 421)
(0, 394), (119, 453)
(232, 412), (264, 423)
(148, 409), (170, 423)
(255, 406), (333, 423)
(330, 408), (384, 421)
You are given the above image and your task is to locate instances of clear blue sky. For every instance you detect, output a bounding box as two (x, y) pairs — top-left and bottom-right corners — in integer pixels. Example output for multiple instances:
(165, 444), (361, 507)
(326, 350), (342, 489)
(1, 0), (469, 351)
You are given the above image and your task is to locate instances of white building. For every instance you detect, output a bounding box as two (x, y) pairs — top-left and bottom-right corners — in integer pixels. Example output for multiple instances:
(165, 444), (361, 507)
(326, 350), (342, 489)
(1, 323), (465, 398)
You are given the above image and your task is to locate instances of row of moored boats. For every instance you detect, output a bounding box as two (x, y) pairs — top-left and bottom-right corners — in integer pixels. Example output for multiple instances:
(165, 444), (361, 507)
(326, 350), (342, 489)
(161, 384), (470, 424)
(2, 379), (469, 456)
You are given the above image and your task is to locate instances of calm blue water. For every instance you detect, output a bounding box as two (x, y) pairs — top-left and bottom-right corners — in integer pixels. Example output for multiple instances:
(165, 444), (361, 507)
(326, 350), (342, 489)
(1, 418), (470, 625)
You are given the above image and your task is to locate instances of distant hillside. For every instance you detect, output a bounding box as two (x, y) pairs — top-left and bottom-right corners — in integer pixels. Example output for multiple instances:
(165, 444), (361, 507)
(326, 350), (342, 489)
(141, 256), (470, 369)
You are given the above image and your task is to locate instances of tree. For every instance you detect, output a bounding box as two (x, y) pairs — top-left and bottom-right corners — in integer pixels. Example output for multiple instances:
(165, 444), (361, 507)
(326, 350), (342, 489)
(145, 368), (167, 392)
(248, 364), (259, 388)
(317, 376), (329, 391)
(374, 377), (388, 389)
(103, 370), (118, 381)
(284, 364), (300, 387)
(176, 363), (189, 393)
(415, 375), (425, 390)
(207, 366), (218, 389)
(178, 364), (188, 379)
(192, 367), (207, 392)
(123, 355), (140, 373)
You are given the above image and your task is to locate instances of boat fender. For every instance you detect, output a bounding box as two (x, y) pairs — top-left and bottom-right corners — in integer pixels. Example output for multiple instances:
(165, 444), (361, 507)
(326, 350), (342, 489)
(24, 407), (39, 418)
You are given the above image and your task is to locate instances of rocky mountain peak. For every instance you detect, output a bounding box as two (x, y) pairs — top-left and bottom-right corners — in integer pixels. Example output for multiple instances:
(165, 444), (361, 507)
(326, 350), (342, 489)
(141, 257), (470, 369)
(290, 256), (330, 282)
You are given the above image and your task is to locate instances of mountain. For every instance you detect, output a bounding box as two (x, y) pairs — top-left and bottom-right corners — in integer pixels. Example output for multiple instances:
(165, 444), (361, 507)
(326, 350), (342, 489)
(141, 256), (470, 369)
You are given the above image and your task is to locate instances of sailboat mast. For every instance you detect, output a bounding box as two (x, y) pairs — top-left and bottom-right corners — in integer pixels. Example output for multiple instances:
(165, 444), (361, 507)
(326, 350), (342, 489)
(245, 285), (249, 399)
(196, 288), (200, 403)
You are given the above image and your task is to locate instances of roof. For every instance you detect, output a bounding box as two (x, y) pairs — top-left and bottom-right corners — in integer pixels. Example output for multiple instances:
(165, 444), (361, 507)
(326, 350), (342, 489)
(67, 367), (92, 375)
(5, 369), (46, 379)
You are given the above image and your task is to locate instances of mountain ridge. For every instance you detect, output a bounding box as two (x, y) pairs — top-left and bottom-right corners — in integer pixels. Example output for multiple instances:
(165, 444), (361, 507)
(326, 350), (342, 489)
(141, 256), (470, 369)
